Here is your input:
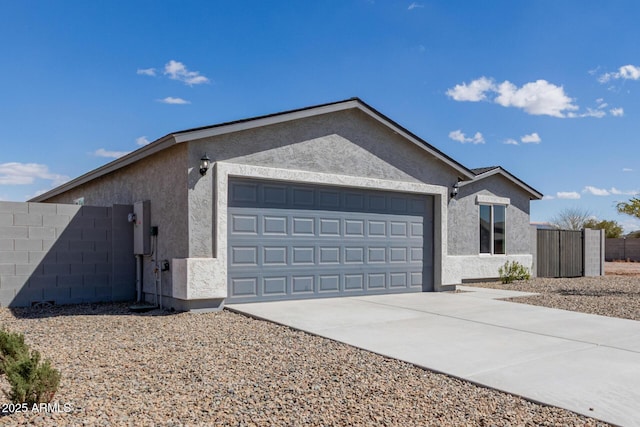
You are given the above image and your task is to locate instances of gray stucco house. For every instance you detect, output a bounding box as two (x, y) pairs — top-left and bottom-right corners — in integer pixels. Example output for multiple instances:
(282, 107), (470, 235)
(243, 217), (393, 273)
(32, 98), (542, 311)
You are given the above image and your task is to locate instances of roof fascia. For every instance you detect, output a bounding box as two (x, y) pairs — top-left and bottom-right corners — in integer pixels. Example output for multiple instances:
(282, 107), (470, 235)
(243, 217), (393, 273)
(352, 103), (475, 180)
(30, 97), (477, 201)
(460, 168), (543, 200)
(29, 135), (177, 202)
(173, 99), (475, 179)
(173, 100), (362, 143)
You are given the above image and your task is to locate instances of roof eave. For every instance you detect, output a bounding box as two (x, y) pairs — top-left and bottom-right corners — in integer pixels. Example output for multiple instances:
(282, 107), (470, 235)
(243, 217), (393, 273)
(30, 97), (477, 202)
(461, 167), (543, 200)
(29, 134), (178, 202)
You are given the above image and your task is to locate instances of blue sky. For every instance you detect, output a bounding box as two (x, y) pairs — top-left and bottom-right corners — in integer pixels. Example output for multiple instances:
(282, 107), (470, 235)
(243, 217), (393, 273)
(1, 1), (639, 231)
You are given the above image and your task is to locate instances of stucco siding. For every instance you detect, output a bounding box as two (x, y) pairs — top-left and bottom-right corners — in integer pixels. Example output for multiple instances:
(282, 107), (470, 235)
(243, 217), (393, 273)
(191, 109), (460, 187)
(40, 144), (189, 300)
(448, 174), (532, 256)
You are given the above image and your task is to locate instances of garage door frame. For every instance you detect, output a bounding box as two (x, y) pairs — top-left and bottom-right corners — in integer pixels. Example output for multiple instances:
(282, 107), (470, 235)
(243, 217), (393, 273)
(227, 178), (434, 303)
(209, 162), (449, 301)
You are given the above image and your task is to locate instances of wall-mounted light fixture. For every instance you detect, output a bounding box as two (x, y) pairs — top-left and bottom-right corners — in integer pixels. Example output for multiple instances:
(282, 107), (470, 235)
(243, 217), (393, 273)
(199, 153), (211, 176)
(450, 181), (459, 199)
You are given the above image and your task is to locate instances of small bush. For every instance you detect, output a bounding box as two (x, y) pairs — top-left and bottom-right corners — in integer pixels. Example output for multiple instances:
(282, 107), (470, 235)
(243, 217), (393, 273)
(0, 330), (61, 404)
(498, 260), (531, 284)
(0, 329), (30, 374)
(4, 350), (60, 405)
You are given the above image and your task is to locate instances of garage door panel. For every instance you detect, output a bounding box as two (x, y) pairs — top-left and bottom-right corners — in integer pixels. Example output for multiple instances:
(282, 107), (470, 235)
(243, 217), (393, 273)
(263, 246), (287, 265)
(319, 275), (340, 292)
(263, 216), (287, 234)
(230, 277), (258, 297)
(227, 179), (433, 303)
(263, 184), (288, 205)
(390, 272), (408, 288)
(345, 274), (364, 291)
(232, 215), (258, 234)
(231, 246), (258, 266)
(367, 273), (386, 289)
(368, 220), (386, 236)
(292, 276), (314, 294)
(319, 247), (340, 264)
(319, 218), (340, 236)
(292, 247), (315, 264)
(345, 219), (365, 236)
(263, 277), (287, 296)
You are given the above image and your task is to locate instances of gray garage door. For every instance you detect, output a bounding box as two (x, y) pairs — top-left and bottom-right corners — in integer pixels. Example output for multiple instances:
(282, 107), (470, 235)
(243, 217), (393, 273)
(227, 179), (433, 303)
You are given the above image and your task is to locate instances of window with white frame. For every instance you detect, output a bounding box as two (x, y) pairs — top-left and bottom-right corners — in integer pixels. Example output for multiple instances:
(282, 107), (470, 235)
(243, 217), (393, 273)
(479, 204), (506, 254)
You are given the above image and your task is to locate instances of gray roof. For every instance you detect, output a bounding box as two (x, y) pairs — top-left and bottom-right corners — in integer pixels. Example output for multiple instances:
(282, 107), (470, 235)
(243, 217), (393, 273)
(466, 166), (543, 200)
(470, 166), (500, 175)
(30, 98), (541, 202)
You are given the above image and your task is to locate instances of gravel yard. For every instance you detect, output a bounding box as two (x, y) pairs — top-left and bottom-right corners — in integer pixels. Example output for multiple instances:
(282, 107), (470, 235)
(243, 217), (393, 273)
(0, 299), (611, 427)
(467, 263), (640, 321)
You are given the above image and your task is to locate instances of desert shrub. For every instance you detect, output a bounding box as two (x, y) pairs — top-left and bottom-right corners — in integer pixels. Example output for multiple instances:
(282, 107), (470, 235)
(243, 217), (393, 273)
(498, 260), (531, 284)
(0, 330), (61, 404)
(0, 329), (30, 374)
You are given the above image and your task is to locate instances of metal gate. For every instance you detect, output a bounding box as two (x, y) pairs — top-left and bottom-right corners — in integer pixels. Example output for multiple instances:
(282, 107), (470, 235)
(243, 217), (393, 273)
(537, 229), (583, 278)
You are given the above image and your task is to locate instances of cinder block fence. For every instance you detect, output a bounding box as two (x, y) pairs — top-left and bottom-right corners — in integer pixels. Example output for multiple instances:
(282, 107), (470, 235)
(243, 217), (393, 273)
(606, 238), (640, 262)
(0, 201), (135, 307)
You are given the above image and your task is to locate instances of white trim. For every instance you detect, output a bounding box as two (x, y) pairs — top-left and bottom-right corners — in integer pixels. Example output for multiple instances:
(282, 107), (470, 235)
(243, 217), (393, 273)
(476, 194), (510, 205)
(203, 162), (449, 299)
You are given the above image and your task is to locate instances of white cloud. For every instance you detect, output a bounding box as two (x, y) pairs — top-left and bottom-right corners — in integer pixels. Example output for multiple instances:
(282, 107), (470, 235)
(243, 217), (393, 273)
(137, 68), (156, 76)
(504, 138), (519, 145)
(542, 195), (555, 200)
(94, 148), (130, 159)
(610, 187), (639, 196)
(583, 186), (610, 196)
(448, 129), (485, 144)
(136, 136), (151, 146)
(408, 2), (424, 10)
(572, 107), (606, 118)
(447, 77), (579, 117)
(598, 64), (640, 83)
(0, 162), (69, 186)
(610, 107), (624, 117)
(494, 80), (578, 117)
(446, 77), (495, 102)
(582, 186), (638, 196)
(556, 191), (581, 199)
(623, 168), (633, 172)
(158, 97), (190, 105)
(164, 60), (209, 85)
(619, 65), (640, 80)
(521, 132), (541, 144)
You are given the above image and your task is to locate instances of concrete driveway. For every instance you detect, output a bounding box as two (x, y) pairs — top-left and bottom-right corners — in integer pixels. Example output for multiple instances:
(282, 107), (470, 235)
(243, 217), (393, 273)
(227, 286), (640, 427)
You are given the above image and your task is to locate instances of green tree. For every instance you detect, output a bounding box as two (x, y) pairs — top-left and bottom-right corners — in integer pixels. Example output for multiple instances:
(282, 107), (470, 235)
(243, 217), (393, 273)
(617, 197), (640, 220)
(582, 219), (624, 238)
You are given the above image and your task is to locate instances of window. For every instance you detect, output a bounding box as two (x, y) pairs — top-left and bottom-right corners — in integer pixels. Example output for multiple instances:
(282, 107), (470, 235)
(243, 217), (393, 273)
(479, 204), (505, 254)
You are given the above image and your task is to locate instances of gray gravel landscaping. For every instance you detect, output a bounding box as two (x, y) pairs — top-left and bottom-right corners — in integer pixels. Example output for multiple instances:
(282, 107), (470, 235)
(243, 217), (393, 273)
(467, 274), (640, 321)
(0, 296), (613, 427)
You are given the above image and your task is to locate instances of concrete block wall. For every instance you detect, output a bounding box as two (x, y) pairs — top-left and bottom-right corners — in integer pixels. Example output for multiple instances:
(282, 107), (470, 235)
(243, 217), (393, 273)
(584, 228), (605, 276)
(0, 201), (135, 307)
(606, 238), (640, 261)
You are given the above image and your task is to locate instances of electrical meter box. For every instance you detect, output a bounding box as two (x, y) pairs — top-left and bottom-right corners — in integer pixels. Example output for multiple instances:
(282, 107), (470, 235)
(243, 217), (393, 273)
(133, 200), (150, 255)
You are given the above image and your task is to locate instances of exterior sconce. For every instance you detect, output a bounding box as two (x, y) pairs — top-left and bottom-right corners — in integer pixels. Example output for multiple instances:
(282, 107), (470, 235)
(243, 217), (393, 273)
(199, 154), (211, 176)
(450, 182), (459, 199)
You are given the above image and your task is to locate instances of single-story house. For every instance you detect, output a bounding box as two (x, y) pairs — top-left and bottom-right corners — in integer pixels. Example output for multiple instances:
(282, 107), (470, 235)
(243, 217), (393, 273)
(32, 98), (542, 311)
